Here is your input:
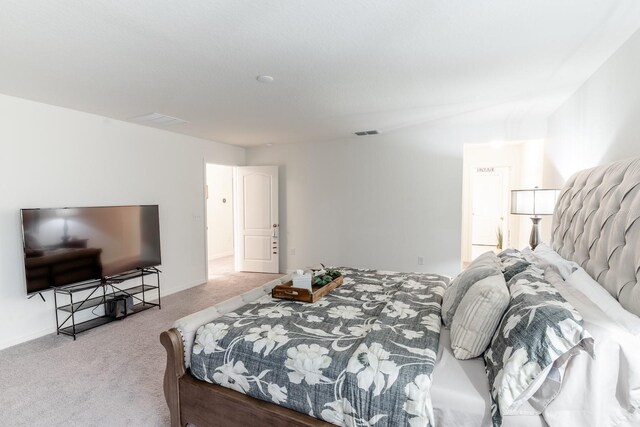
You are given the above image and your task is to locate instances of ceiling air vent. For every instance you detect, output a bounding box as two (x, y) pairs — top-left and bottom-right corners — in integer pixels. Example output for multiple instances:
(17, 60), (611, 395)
(130, 113), (188, 126)
(354, 130), (380, 136)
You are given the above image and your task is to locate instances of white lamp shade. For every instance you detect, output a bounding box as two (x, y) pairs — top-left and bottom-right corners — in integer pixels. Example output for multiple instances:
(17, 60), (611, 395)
(511, 189), (560, 216)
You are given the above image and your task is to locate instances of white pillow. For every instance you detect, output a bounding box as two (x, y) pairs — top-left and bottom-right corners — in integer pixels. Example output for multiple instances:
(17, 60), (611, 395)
(450, 273), (509, 359)
(533, 243), (579, 280)
(566, 268), (640, 335)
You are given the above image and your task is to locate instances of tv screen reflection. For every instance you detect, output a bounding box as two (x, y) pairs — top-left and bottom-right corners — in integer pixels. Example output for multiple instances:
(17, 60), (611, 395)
(21, 205), (161, 294)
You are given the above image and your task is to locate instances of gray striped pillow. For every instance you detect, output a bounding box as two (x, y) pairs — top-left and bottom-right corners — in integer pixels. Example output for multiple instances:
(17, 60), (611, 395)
(450, 273), (509, 360)
(442, 252), (502, 327)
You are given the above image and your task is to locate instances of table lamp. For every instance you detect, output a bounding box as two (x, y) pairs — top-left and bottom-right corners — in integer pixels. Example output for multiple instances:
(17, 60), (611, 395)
(511, 188), (560, 250)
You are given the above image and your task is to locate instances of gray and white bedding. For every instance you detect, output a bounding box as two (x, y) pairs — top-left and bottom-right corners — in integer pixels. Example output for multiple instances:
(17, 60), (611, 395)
(484, 261), (593, 425)
(190, 268), (448, 427)
(490, 247), (640, 427)
(181, 249), (640, 427)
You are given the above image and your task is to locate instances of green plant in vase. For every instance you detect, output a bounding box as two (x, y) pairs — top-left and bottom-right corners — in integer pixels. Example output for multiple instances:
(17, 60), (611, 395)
(313, 268), (342, 287)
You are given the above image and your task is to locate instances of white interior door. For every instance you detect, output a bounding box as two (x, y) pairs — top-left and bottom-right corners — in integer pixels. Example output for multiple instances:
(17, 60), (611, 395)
(233, 166), (279, 273)
(470, 167), (509, 259)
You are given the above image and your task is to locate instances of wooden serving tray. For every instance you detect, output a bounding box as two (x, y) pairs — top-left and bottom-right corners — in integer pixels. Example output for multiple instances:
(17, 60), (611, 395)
(272, 276), (344, 303)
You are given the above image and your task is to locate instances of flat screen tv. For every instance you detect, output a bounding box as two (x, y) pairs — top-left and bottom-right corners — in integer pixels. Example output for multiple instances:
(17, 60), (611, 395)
(20, 205), (161, 294)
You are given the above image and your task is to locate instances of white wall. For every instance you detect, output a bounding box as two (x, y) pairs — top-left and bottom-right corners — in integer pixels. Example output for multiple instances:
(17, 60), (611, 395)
(0, 94), (245, 349)
(545, 27), (640, 186)
(247, 120), (546, 277)
(206, 164), (234, 260)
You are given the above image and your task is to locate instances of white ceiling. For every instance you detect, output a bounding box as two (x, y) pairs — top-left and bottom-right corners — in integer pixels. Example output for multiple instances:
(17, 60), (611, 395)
(2, 1), (640, 147)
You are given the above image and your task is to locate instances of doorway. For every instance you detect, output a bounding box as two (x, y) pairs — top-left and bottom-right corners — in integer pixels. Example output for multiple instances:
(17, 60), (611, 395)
(461, 140), (545, 266)
(470, 167), (510, 259)
(206, 164), (235, 279)
(205, 164), (281, 279)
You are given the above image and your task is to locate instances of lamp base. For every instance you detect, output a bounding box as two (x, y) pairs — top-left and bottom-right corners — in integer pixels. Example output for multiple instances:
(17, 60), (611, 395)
(529, 217), (542, 250)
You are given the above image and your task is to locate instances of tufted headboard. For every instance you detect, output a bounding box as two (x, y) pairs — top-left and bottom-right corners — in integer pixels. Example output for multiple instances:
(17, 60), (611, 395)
(551, 158), (640, 317)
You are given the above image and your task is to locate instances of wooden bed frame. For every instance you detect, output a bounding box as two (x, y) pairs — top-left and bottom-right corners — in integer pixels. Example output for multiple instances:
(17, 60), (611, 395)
(160, 328), (332, 427)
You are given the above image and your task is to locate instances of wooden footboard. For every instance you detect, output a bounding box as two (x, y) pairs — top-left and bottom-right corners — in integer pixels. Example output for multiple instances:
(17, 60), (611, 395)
(160, 328), (185, 427)
(160, 328), (330, 427)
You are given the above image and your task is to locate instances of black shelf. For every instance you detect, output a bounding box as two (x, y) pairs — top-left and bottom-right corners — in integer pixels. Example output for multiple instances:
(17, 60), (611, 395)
(59, 316), (112, 336)
(130, 302), (158, 314)
(108, 268), (161, 283)
(56, 285), (158, 313)
(58, 303), (158, 336)
(56, 279), (105, 294)
(58, 295), (106, 313)
(53, 267), (161, 340)
(113, 284), (158, 297)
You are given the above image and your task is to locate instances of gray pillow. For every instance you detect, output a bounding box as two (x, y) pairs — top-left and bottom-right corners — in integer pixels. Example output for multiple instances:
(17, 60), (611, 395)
(442, 252), (502, 327)
(503, 260), (530, 283)
(484, 266), (593, 425)
(450, 273), (509, 359)
(498, 248), (531, 283)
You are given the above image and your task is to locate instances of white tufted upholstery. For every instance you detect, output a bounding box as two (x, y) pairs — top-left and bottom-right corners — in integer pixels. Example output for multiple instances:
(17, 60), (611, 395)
(551, 158), (640, 316)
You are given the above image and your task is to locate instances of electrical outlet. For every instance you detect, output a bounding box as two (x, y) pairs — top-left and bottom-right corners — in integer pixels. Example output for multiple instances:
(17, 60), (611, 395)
(417, 256), (424, 265)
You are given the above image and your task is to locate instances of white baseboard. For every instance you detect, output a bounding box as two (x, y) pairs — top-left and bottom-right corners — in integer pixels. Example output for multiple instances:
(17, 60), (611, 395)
(0, 325), (56, 351)
(0, 279), (207, 351)
(161, 280), (206, 297)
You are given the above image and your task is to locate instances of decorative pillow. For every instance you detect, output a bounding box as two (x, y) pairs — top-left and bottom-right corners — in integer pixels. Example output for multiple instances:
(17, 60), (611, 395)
(484, 266), (594, 425)
(442, 251), (502, 327)
(497, 248), (531, 282)
(450, 273), (509, 359)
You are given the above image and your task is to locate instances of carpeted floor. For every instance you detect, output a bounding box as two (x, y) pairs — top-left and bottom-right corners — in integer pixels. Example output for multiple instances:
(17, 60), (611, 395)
(208, 255), (235, 279)
(0, 271), (283, 426)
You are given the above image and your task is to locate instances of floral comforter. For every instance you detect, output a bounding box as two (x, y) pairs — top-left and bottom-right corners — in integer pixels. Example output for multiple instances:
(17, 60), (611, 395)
(190, 267), (448, 427)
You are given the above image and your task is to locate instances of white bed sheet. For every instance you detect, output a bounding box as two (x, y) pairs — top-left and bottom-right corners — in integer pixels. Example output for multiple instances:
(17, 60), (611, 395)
(542, 269), (640, 427)
(432, 328), (546, 427)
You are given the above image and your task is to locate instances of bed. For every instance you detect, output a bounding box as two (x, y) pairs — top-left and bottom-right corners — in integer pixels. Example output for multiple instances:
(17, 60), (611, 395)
(161, 158), (640, 427)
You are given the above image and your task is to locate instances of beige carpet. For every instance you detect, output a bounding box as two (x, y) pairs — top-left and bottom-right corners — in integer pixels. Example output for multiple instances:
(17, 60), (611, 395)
(0, 272), (283, 427)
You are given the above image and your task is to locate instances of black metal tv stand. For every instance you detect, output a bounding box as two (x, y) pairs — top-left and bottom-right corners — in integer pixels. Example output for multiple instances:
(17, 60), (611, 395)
(53, 267), (161, 340)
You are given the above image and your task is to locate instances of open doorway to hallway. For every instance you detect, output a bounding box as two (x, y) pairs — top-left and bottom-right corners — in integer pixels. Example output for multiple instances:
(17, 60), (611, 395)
(461, 140), (545, 268)
(206, 164), (235, 279)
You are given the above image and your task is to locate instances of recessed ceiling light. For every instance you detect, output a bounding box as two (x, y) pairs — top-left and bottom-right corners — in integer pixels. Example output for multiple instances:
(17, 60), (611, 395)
(256, 75), (274, 83)
(265, 142), (274, 147)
